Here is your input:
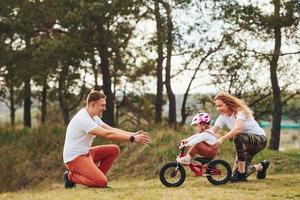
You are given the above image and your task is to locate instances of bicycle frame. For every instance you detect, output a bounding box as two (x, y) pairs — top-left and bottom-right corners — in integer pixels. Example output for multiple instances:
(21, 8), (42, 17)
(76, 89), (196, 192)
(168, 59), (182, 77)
(178, 147), (222, 177)
(160, 145), (232, 187)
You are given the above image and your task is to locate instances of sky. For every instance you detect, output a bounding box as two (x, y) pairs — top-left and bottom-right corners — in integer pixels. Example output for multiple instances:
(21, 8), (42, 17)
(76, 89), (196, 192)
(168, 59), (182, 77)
(118, 0), (300, 95)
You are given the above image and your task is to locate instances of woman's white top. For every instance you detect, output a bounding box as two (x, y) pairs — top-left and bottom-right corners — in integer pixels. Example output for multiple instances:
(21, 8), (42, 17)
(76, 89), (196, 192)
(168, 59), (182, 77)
(214, 111), (265, 136)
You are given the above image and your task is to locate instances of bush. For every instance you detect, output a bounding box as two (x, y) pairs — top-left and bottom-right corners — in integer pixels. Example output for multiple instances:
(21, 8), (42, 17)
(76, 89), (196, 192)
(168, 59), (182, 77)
(0, 125), (65, 192)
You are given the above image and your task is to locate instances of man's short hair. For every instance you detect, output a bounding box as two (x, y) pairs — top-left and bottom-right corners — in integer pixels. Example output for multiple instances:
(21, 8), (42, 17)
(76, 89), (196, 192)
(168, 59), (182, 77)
(87, 91), (106, 104)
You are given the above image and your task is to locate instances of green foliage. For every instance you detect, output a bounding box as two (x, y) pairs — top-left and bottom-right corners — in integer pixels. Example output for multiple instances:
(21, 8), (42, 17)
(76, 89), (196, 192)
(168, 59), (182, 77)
(0, 125), (66, 192)
(116, 92), (157, 129)
(283, 95), (300, 123)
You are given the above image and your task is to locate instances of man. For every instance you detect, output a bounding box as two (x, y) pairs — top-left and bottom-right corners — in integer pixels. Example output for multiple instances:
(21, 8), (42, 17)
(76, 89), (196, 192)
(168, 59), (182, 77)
(63, 91), (151, 189)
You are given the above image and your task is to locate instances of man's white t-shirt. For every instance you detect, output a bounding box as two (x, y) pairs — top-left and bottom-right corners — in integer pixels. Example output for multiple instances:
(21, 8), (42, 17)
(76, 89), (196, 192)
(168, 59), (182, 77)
(63, 108), (104, 163)
(214, 111), (265, 136)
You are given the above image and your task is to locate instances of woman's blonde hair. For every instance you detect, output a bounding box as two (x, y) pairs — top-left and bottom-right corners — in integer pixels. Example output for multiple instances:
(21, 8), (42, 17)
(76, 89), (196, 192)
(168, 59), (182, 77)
(214, 92), (253, 118)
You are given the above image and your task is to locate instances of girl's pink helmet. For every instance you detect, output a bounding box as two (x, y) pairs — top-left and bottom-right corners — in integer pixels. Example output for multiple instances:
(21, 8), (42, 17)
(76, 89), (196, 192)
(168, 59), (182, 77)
(190, 113), (211, 126)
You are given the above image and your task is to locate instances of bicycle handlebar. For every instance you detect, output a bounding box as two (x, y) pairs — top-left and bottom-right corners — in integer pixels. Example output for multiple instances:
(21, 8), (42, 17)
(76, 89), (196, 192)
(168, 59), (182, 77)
(178, 143), (186, 154)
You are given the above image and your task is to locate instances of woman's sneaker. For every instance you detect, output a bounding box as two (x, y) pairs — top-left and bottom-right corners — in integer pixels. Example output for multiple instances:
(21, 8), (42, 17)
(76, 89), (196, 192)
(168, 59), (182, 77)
(230, 171), (247, 182)
(64, 171), (76, 189)
(257, 160), (269, 179)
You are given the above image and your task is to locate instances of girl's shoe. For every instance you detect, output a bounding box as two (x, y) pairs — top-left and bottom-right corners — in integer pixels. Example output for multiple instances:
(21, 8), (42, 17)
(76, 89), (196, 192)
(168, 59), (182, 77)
(176, 154), (191, 165)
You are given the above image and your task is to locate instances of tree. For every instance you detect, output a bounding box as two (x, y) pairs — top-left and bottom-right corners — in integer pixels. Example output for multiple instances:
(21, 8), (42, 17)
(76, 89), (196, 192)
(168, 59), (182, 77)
(160, 0), (177, 127)
(153, 0), (191, 127)
(154, 0), (164, 123)
(58, 0), (150, 126)
(214, 0), (300, 150)
(0, 0), (64, 127)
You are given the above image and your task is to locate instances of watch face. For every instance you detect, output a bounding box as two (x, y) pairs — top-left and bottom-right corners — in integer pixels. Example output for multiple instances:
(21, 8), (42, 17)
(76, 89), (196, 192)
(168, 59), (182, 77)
(130, 135), (134, 142)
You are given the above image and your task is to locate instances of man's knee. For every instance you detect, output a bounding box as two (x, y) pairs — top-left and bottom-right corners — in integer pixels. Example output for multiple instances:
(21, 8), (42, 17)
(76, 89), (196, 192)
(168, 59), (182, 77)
(94, 177), (108, 187)
(111, 145), (120, 156)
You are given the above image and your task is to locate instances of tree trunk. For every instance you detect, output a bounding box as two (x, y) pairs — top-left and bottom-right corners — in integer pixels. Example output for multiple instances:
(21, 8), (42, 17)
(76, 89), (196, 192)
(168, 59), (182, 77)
(180, 52), (221, 125)
(180, 63), (200, 126)
(180, 89), (190, 126)
(91, 56), (99, 89)
(269, 0), (282, 150)
(58, 64), (70, 125)
(100, 53), (115, 126)
(23, 78), (31, 127)
(40, 77), (48, 124)
(9, 82), (15, 126)
(154, 0), (164, 123)
(163, 2), (176, 127)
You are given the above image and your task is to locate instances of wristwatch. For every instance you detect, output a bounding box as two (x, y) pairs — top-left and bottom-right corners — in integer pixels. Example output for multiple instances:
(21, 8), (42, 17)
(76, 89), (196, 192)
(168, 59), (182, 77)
(130, 135), (135, 143)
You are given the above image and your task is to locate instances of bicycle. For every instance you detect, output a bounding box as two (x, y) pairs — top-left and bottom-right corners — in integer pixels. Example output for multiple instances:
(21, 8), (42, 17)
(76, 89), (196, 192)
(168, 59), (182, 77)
(159, 143), (232, 187)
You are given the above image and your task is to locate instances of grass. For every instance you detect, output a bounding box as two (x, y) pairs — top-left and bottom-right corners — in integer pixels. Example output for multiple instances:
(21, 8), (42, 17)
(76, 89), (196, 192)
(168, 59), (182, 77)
(1, 124), (300, 198)
(1, 174), (300, 200)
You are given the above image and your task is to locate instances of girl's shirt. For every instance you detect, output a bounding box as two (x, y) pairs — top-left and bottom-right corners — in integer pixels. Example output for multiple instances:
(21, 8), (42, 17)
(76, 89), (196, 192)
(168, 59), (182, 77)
(186, 130), (218, 146)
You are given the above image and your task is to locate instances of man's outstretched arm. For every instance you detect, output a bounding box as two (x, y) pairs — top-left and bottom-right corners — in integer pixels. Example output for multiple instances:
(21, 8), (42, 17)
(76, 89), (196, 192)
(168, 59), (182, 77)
(88, 126), (150, 144)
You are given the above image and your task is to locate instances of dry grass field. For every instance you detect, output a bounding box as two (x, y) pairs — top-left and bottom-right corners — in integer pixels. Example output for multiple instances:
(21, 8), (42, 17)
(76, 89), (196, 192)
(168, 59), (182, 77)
(1, 174), (300, 200)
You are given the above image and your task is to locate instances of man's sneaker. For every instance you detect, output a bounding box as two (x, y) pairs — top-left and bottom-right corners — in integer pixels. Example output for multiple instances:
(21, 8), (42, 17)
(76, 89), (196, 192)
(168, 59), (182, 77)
(257, 160), (270, 179)
(230, 171), (247, 182)
(64, 171), (76, 189)
(176, 154), (191, 165)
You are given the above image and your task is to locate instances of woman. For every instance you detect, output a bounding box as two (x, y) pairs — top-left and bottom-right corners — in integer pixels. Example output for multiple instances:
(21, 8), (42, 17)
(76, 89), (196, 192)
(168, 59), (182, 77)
(211, 92), (269, 182)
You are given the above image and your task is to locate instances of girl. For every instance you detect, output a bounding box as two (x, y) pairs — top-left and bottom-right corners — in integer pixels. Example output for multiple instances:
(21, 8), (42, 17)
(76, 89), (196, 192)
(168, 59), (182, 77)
(176, 113), (218, 165)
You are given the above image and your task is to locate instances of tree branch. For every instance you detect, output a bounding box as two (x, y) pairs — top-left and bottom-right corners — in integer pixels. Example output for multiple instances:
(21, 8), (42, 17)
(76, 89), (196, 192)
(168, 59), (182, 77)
(68, 71), (87, 112)
(280, 51), (300, 56)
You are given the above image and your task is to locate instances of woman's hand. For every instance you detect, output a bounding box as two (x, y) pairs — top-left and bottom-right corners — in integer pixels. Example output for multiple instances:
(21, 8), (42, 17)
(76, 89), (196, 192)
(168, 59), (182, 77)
(212, 137), (224, 149)
(218, 137), (225, 145)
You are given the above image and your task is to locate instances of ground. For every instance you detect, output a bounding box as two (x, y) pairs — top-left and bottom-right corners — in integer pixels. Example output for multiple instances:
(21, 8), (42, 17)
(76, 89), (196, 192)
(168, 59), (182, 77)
(1, 174), (300, 200)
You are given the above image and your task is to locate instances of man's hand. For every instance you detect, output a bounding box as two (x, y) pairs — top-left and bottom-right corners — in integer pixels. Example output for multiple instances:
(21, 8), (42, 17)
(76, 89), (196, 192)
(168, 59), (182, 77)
(133, 130), (150, 144)
(134, 130), (148, 136)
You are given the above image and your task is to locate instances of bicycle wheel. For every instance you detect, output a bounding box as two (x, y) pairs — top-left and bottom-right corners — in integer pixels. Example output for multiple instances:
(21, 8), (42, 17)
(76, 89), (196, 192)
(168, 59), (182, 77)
(159, 162), (186, 187)
(206, 159), (232, 185)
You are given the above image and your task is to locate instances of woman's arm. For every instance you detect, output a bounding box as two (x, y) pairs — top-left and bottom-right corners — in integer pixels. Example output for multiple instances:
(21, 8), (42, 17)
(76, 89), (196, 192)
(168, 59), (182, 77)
(218, 119), (243, 144)
(210, 125), (220, 134)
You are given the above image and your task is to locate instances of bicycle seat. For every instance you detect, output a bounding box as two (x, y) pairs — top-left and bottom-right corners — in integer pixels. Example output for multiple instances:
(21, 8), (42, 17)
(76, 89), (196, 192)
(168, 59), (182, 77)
(194, 157), (213, 164)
